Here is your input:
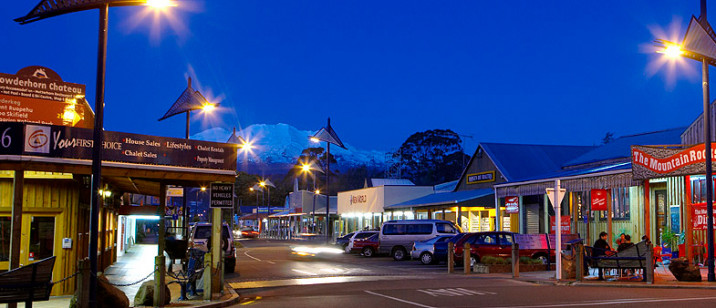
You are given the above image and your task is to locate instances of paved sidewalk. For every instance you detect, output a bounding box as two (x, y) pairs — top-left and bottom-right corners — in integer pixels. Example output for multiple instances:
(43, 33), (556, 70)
(43, 243), (239, 307)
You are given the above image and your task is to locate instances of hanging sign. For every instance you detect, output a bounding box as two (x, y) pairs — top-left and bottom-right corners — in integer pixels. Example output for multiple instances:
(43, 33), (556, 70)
(692, 203), (716, 230)
(591, 189), (608, 211)
(632, 144), (716, 180)
(550, 215), (571, 234)
(0, 66), (93, 128)
(505, 196), (519, 214)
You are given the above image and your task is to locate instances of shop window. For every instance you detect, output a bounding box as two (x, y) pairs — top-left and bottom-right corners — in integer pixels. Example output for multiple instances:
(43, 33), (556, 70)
(691, 176), (716, 204)
(29, 217), (55, 261)
(576, 189), (631, 221)
(611, 187), (630, 220)
(0, 217), (9, 261)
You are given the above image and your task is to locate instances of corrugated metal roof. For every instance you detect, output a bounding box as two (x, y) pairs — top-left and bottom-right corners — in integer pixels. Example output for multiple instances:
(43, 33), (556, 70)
(564, 127), (685, 168)
(434, 180), (458, 193)
(480, 143), (595, 182)
(370, 178), (415, 187)
(386, 188), (494, 209)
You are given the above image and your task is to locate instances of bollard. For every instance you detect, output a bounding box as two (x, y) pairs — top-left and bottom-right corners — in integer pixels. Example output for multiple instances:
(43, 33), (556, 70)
(154, 256), (166, 307)
(204, 252), (213, 300)
(447, 242), (454, 274)
(464, 243), (471, 274)
(76, 259), (90, 308)
(575, 243), (583, 282)
(512, 243), (519, 278)
(646, 243), (654, 284)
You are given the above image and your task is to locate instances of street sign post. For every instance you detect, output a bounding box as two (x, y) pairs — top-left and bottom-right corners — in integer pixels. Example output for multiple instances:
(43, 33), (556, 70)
(210, 183), (234, 208)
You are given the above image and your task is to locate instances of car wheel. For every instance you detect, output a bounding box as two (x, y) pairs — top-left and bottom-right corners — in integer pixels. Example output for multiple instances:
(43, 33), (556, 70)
(362, 247), (375, 257)
(534, 254), (548, 264)
(392, 247), (407, 261)
(420, 252), (434, 265)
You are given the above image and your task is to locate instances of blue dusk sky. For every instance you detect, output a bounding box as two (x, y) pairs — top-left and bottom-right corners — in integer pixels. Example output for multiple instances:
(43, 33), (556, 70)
(0, 1), (708, 153)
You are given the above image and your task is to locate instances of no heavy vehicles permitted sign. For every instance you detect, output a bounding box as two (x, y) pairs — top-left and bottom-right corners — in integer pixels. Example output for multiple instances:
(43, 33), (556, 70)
(210, 183), (234, 208)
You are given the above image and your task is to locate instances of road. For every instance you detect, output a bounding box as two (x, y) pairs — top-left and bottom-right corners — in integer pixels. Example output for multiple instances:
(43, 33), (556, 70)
(227, 239), (716, 308)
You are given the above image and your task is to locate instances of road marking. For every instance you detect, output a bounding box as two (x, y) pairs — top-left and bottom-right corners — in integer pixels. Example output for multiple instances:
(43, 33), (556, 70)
(365, 290), (436, 308)
(417, 288), (495, 297)
(291, 269), (318, 276)
(483, 296), (716, 308)
(243, 251), (262, 262)
(265, 261), (276, 264)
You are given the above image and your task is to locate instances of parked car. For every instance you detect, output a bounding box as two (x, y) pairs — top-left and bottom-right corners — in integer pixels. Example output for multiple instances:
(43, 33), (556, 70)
(346, 231), (379, 253)
(335, 232), (355, 250)
(189, 222), (236, 273)
(433, 233), (468, 264)
(411, 235), (453, 265)
(351, 233), (380, 257)
(379, 220), (460, 261)
(454, 232), (553, 267)
(240, 227), (259, 238)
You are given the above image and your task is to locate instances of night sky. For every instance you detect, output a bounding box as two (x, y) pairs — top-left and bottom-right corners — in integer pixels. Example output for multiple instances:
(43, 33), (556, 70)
(0, 1), (708, 153)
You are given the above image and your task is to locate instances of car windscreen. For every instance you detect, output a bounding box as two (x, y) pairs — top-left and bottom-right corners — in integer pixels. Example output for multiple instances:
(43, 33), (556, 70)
(355, 232), (377, 239)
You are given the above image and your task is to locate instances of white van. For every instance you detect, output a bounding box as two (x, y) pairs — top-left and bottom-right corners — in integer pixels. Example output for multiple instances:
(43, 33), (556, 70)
(379, 220), (460, 261)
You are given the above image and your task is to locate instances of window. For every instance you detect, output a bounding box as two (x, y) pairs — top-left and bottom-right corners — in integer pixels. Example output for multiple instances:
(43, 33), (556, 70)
(691, 176), (716, 204)
(29, 217), (54, 261)
(611, 187), (630, 219)
(500, 234), (514, 245)
(0, 217), (9, 262)
(355, 232), (375, 239)
(382, 224), (405, 235)
(576, 188), (631, 221)
(407, 224), (432, 235)
(436, 223), (457, 234)
(473, 234), (497, 245)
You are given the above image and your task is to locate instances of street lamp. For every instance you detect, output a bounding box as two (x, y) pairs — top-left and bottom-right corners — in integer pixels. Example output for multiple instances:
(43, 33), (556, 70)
(310, 118), (346, 240)
(159, 78), (216, 240)
(655, 2), (716, 281)
(312, 189), (321, 233)
(15, 1), (177, 306)
(259, 179), (276, 236)
(251, 184), (263, 233)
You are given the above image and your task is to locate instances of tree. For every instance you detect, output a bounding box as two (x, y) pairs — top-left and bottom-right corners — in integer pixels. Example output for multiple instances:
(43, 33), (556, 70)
(391, 129), (470, 186)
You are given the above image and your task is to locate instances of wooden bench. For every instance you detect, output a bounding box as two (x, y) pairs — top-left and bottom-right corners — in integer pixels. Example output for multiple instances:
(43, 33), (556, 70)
(0, 256), (56, 308)
(585, 241), (649, 281)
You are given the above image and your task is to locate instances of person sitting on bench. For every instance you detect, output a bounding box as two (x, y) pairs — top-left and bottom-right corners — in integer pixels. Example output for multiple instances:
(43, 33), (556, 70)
(593, 232), (613, 278)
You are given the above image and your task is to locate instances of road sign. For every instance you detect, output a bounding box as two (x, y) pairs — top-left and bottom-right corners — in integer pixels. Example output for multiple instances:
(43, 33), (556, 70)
(545, 188), (566, 206)
(210, 183), (234, 208)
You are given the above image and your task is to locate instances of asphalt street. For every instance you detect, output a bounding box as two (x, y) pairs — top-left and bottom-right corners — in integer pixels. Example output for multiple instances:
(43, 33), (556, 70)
(228, 239), (716, 308)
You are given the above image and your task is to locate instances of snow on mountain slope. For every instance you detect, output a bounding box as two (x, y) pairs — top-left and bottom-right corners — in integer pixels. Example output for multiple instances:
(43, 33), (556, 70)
(191, 124), (385, 169)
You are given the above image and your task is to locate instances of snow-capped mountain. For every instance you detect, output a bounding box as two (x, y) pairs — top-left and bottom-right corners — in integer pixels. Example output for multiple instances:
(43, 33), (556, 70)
(192, 123), (386, 174)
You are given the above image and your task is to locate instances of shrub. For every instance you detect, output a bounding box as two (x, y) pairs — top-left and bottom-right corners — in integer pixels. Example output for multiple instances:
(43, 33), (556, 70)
(480, 256), (508, 265)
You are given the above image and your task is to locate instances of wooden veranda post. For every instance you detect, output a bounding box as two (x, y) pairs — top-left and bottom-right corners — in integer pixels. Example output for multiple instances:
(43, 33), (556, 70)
(9, 170), (23, 308)
(644, 180), (651, 242)
(607, 189), (613, 248)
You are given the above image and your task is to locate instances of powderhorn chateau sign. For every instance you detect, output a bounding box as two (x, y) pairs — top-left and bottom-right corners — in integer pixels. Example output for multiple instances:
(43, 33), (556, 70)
(631, 144), (716, 180)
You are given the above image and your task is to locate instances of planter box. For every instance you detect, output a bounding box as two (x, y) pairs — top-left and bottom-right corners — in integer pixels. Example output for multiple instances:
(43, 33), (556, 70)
(473, 263), (554, 274)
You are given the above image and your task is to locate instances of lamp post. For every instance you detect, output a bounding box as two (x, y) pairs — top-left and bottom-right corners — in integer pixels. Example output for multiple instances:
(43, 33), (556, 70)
(655, 0), (716, 281)
(15, 1), (177, 306)
(301, 162), (324, 233)
(312, 189), (320, 233)
(159, 78), (217, 239)
(310, 118), (346, 241)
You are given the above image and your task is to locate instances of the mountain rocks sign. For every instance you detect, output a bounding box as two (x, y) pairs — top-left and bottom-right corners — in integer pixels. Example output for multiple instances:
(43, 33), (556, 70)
(632, 144), (716, 180)
(0, 121), (237, 171)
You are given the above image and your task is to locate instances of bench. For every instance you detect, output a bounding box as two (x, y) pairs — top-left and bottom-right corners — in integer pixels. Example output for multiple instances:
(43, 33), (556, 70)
(0, 256), (56, 308)
(585, 240), (649, 280)
(167, 248), (205, 300)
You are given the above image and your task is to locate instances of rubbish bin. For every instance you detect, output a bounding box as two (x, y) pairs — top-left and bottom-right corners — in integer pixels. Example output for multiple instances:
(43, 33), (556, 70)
(561, 253), (576, 279)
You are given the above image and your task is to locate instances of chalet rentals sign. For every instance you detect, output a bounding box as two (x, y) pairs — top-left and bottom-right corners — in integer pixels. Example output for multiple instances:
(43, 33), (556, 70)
(631, 144), (716, 180)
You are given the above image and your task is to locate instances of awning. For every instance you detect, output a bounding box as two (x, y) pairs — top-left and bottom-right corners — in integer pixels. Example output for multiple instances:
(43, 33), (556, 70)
(385, 188), (494, 210)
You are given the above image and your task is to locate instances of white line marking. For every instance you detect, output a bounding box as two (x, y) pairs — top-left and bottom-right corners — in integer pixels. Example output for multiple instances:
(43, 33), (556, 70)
(291, 269), (318, 276)
(484, 296), (716, 308)
(365, 290), (436, 308)
(243, 251), (262, 262)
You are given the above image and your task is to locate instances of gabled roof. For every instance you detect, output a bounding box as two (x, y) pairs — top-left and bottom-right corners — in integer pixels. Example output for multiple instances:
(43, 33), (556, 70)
(564, 127), (685, 168)
(480, 143), (595, 182)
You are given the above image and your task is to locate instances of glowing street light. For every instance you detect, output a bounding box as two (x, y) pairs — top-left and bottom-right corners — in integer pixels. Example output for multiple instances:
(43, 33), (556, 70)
(310, 118), (346, 241)
(146, 0), (176, 9)
(654, 5), (716, 281)
(15, 1), (181, 306)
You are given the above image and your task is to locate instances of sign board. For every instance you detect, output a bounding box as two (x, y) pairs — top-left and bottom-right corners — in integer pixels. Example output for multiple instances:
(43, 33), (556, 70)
(505, 196), (519, 214)
(502, 216), (511, 231)
(632, 144), (716, 180)
(670, 205), (681, 234)
(591, 189), (608, 211)
(166, 187), (184, 197)
(0, 66), (93, 128)
(210, 183), (234, 208)
(466, 171), (495, 184)
(550, 215), (571, 234)
(0, 122), (237, 170)
(545, 188), (566, 206)
(692, 203), (716, 230)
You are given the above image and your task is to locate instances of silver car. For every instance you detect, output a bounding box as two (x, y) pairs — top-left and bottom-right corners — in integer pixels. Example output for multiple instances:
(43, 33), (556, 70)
(411, 235), (453, 265)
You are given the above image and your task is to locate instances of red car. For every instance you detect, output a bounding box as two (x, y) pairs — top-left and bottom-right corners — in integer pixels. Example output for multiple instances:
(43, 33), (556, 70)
(241, 227), (259, 238)
(351, 233), (380, 257)
(453, 232), (552, 267)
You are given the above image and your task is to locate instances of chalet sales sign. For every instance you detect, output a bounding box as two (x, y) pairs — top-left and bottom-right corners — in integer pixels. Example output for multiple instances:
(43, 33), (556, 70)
(632, 144), (716, 180)
(210, 183), (234, 208)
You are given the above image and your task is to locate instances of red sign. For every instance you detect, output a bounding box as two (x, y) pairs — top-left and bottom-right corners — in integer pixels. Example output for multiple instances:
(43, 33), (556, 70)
(692, 204), (716, 230)
(505, 196), (519, 214)
(632, 144), (716, 180)
(591, 189), (608, 211)
(550, 216), (571, 234)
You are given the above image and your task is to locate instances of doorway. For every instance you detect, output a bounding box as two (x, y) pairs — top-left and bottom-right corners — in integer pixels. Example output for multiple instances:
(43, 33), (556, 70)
(655, 189), (667, 245)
